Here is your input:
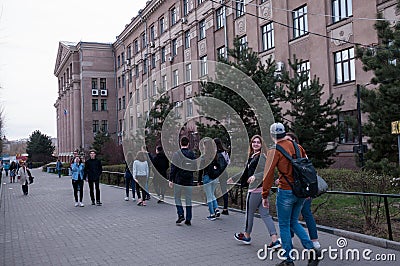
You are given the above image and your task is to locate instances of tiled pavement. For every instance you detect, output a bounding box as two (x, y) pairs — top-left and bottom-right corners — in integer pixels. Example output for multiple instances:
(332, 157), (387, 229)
(0, 169), (399, 266)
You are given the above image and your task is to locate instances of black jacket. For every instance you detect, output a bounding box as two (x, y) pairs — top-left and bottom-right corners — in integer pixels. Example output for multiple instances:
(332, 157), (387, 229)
(198, 151), (228, 183)
(170, 148), (196, 186)
(84, 159), (103, 181)
(152, 152), (169, 179)
(240, 153), (266, 189)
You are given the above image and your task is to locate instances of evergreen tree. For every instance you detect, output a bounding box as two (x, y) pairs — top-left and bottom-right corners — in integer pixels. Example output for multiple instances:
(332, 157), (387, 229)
(280, 57), (344, 168)
(356, 6), (400, 176)
(91, 131), (111, 162)
(198, 38), (283, 140)
(26, 130), (55, 163)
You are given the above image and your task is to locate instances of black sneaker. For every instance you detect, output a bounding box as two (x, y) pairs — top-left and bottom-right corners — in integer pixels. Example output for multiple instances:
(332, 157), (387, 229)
(215, 209), (221, 218)
(222, 210), (229, 215)
(307, 248), (321, 266)
(96, 202), (102, 206)
(276, 260), (294, 266)
(176, 216), (185, 224)
(91, 202), (96, 205)
(184, 220), (191, 226)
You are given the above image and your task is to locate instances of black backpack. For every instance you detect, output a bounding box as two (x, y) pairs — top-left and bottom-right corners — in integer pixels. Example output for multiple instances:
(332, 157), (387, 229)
(275, 141), (318, 198)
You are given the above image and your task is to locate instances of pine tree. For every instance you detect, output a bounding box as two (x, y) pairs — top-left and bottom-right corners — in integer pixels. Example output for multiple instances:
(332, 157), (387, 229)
(356, 7), (400, 176)
(280, 57), (344, 168)
(198, 37), (283, 141)
(91, 131), (111, 161)
(26, 130), (55, 163)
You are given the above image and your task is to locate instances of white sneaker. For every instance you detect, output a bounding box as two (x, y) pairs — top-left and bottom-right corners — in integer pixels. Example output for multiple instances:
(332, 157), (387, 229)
(132, 198), (136, 202)
(79, 202), (84, 207)
(74, 202), (79, 207)
(124, 197), (129, 201)
(313, 241), (321, 249)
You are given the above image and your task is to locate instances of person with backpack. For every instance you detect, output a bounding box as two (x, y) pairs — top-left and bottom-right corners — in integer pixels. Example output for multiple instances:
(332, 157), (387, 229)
(229, 135), (280, 249)
(286, 132), (320, 250)
(213, 138), (230, 215)
(262, 123), (320, 266)
(169, 136), (196, 226)
(152, 146), (169, 203)
(17, 160), (30, 195)
(198, 138), (227, 221)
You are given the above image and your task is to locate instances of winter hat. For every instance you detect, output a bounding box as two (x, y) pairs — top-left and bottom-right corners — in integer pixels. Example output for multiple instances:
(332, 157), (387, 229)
(270, 122), (286, 139)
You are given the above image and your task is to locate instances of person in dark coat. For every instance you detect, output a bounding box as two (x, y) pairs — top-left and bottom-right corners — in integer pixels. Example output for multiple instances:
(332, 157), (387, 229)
(152, 146), (170, 203)
(84, 149), (103, 206)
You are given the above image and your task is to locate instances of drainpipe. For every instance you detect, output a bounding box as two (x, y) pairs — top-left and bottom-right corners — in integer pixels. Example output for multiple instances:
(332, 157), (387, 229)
(223, 2), (228, 58)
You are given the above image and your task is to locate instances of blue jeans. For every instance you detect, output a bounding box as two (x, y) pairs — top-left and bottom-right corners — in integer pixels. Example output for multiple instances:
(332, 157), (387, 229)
(276, 189), (313, 262)
(302, 198), (318, 240)
(125, 177), (136, 198)
(202, 175), (218, 215)
(174, 185), (192, 221)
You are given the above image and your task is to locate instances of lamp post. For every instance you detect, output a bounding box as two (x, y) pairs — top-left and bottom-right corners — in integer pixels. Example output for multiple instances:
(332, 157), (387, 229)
(357, 84), (364, 168)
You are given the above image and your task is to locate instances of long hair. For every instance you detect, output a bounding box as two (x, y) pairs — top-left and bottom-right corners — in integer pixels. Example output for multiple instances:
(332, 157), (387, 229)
(248, 135), (267, 156)
(136, 151), (147, 162)
(213, 138), (226, 152)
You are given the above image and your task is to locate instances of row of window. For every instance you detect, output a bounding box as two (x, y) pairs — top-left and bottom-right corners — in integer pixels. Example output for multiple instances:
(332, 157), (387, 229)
(92, 120), (108, 133)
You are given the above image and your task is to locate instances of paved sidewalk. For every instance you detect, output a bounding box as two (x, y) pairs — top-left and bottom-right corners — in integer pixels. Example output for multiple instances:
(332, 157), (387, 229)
(0, 169), (399, 265)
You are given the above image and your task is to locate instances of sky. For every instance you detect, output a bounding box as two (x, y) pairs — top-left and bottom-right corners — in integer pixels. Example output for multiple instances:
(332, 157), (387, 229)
(0, 0), (148, 141)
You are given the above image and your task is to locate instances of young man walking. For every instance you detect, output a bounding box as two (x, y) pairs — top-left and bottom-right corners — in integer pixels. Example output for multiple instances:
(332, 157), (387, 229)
(169, 136), (196, 226)
(85, 149), (103, 206)
(262, 123), (320, 266)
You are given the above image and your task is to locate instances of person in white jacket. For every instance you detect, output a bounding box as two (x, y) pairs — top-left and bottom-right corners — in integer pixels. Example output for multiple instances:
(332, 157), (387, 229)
(17, 160), (30, 195)
(133, 151), (149, 206)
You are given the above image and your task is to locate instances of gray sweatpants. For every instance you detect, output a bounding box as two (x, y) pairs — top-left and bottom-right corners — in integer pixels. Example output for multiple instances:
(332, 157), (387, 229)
(244, 192), (277, 236)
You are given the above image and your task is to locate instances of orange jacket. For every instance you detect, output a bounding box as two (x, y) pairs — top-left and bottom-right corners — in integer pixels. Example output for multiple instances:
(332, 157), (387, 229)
(262, 139), (307, 199)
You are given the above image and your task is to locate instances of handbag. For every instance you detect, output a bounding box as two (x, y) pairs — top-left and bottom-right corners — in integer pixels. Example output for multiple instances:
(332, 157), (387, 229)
(316, 175), (328, 197)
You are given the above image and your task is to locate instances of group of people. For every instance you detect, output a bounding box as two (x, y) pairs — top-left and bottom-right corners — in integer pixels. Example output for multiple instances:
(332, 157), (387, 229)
(165, 124), (321, 266)
(69, 149), (103, 207)
(1, 159), (33, 195)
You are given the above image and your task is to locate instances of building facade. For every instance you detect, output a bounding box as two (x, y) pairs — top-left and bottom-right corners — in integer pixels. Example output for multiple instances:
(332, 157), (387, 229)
(55, 0), (399, 166)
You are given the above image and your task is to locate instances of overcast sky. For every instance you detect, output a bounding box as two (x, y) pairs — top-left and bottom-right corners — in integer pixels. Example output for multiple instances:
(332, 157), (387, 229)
(0, 0), (148, 140)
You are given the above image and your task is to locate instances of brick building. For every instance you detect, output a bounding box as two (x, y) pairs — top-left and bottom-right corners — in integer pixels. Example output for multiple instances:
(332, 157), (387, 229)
(54, 0), (399, 166)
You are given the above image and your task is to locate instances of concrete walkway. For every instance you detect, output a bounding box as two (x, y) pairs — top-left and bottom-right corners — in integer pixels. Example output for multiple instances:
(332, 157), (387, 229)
(0, 169), (399, 265)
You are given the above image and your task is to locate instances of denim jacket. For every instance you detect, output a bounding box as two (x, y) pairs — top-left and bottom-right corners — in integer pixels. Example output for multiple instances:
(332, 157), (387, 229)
(71, 163), (85, 181)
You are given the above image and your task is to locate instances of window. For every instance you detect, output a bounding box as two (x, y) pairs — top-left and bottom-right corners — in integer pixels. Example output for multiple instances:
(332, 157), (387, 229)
(261, 22), (274, 51)
(122, 74), (125, 88)
(141, 33), (147, 49)
(338, 110), (357, 143)
(159, 17), (165, 34)
(122, 96), (126, 109)
(93, 120), (99, 133)
(161, 47), (166, 63)
(143, 85), (148, 100)
(217, 46), (225, 60)
(121, 52), (125, 65)
(92, 99), (99, 111)
(184, 30), (191, 49)
(334, 47), (355, 84)
(118, 98), (122, 110)
(119, 119), (123, 133)
(117, 55), (121, 68)
(293, 5), (308, 38)
(236, 0), (245, 18)
(152, 80), (157, 96)
(100, 78), (106, 89)
(332, 0), (352, 23)
(183, 0), (189, 16)
(297, 60), (311, 90)
(187, 99), (193, 117)
(136, 89), (140, 103)
(150, 25), (155, 42)
(238, 35), (248, 52)
(198, 0), (205, 5)
(134, 39), (139, 54)
(185, 63), (192, 82)
(91, 78), (98, 89)
(200, 55), (208, 76)
(216, 7), (224, 29)
(135, 64), (139, 77)
(129, 70), (133, 83)
(173, 69), (179, 87)
(101, 99), (107, 111)
(143, 59), (148, 74)
(118, 77), (121, 88)
(127, 45), (132, 59)
(101, 120), (108, 133)
(151, 53), (156, 69)
(199, 20), (206, 40)
(172, 39), (178, 56)
(171, 7), (177, 26)
(162, 75), (167, 91)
